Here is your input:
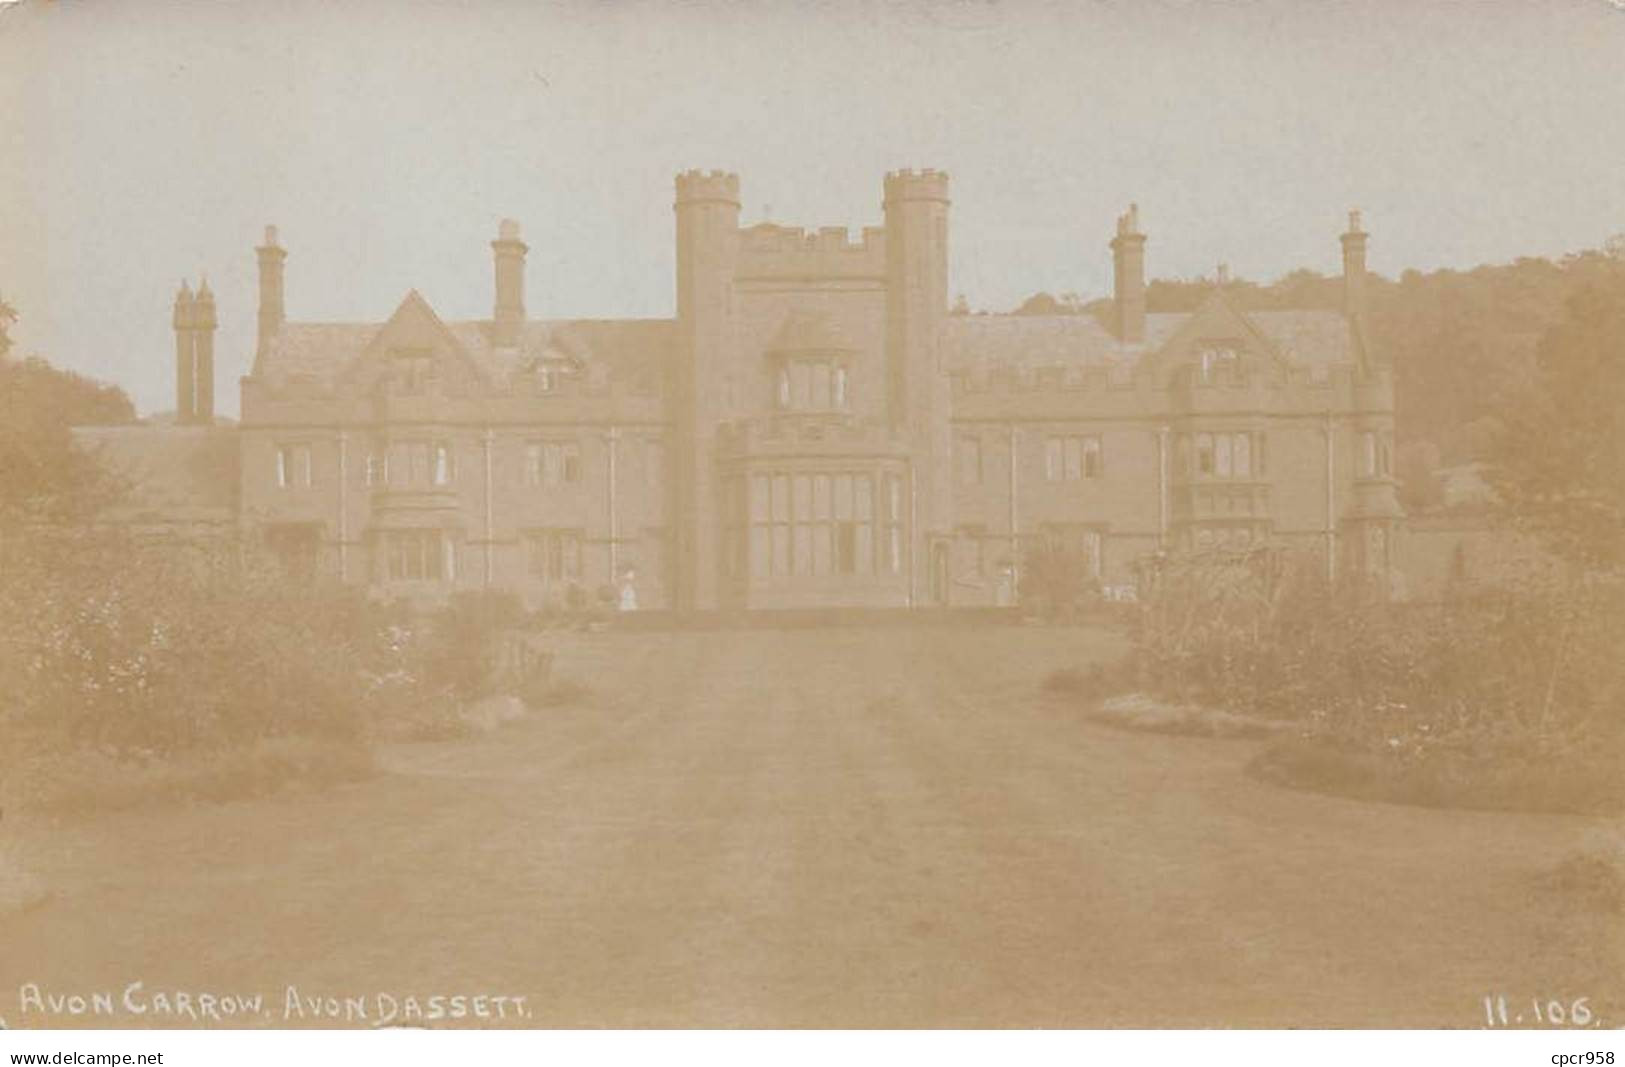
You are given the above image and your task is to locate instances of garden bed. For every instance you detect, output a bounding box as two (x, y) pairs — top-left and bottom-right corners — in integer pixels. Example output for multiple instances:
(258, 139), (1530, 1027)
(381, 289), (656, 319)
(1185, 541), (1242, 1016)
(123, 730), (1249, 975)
(1247, 734), (1625, 817)
(0, 737), (376, 818)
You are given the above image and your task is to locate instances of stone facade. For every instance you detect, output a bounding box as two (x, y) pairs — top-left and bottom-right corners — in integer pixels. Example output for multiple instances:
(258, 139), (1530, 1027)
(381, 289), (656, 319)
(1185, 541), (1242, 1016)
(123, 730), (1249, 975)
(220, 171), (1399, 610)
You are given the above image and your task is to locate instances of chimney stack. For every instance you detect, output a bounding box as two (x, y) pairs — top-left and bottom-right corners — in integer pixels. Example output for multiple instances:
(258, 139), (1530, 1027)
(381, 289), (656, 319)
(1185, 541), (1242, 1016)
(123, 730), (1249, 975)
(492, 218), (527, 348)
(192, 277), (217, 422)
(1111, 204), (1146, 343)
(173, 281), (195, 422)
(256, 225), (286, 359)
(1341, 209), (1368, 321)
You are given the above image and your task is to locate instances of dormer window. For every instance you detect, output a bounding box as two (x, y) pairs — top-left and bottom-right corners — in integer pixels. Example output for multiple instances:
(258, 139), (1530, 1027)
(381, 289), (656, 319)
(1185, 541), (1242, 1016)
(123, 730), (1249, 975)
(390, 348), (434, 393)
(1199, 345), (1240, 383)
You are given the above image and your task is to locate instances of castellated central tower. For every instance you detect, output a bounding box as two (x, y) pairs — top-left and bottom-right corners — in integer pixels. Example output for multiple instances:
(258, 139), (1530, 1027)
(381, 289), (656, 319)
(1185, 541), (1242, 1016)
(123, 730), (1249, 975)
(671, 170), (741, 612)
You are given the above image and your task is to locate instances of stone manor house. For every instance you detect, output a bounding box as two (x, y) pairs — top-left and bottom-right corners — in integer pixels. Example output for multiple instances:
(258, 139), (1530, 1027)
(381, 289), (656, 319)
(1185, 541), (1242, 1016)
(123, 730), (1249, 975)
(151, 170), (1400, 611)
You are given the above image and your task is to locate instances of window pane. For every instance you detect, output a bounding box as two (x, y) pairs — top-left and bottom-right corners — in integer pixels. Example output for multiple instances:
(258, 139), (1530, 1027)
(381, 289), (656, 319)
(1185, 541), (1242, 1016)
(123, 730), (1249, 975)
(792, 363), (811, 408)
(794, 525), (812, 575)
(855, 475), (873, 521)
(751, 474), (770, 522)
(834, 474), (852, 520)
(835, 522), (856, 573)
(1233, 433), (1251, 477)
(1083, 437), (1101, 478)
(834, 366), (848, 408)
(772, 475), (789, 521)
(750, 526), (770, 578)
(1196, 434), (1214, 475)
(811, 362), (830, 408)
(793, 475), (811, 521)
(1216, 434), (1232, 477)
(813, 474), (831, 520)
(1046, 438), (1062, 481)
(856, 522), (873, 573)
(813, 524), (831, 575)
(1064, 437), (1081, 480)
(772, 526), (790, 576)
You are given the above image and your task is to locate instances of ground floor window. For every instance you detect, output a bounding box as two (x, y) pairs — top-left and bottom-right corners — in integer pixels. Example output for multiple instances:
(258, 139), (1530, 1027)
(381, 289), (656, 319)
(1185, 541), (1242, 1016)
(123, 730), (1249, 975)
(527, 528), (582, 582)
(740, 468), (901, 579)
(380, 529), (454, 582)
(1040, 524), (1103, 579)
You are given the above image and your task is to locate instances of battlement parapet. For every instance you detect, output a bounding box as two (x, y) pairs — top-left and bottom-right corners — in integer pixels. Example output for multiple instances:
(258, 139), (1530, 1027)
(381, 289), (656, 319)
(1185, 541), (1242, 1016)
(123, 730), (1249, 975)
(883, 168), (951, 205)
(735, 223), (887, 280)
(674, 169), (741, 206)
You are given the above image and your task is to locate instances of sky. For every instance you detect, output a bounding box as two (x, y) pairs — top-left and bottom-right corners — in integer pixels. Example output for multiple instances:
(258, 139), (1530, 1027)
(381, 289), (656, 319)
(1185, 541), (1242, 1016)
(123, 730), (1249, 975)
(2, 0), (1623, 418)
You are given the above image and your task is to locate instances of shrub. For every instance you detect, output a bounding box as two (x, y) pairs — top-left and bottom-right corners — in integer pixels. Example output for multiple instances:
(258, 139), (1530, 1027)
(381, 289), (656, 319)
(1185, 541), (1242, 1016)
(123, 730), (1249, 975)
(1127, 546), (1625, 811)
(0, 530), (391, 807)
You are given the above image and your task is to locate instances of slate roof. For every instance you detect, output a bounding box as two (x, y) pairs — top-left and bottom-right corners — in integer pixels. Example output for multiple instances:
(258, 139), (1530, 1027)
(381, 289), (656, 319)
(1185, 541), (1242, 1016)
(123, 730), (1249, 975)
(253, 294), (1353, 386)
(255, 316), (676, 387)
(943, 307), (1354, 373)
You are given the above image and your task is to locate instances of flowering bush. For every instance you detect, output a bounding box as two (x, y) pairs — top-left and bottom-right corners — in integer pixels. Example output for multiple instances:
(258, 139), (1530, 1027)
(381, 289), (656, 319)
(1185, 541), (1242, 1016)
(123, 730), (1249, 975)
(1125, 547), (1625, 810)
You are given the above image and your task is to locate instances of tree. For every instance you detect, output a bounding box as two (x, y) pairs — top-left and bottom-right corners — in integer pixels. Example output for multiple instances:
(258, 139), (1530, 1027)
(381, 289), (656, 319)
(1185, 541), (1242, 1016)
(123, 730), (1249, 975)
(1489, 283), (1625, 572)
(0, 343), (135, 532)
(0, 293), (16, 358)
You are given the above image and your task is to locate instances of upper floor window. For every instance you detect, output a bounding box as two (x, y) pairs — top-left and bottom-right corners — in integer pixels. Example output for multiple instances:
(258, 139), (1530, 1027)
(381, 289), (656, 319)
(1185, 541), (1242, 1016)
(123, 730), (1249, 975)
(276, 444), (312, 489)
(1359, 431), (1392, 478)
(377, 439), (454, 488)
(1044, 434), (1103, 481)
(390, 349), (435, 394)
(776, 358), (850, 412)
(525, 440), (582, 487)
(1198, 345), (1240, 383)
(433, 442), (454, 486)
(1186, 431), (1263, 479)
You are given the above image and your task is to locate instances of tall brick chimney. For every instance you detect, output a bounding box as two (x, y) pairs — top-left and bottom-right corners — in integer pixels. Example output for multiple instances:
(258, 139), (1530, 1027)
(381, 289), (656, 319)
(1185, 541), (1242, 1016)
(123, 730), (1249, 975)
(256, 225), (286, 360)
(492, 218), (527, 348)
(1111, 204), (1146, 344)
(1341, 209), (1368, 322)
(192, 277), (217, 422)
(173, 280), (195, 422)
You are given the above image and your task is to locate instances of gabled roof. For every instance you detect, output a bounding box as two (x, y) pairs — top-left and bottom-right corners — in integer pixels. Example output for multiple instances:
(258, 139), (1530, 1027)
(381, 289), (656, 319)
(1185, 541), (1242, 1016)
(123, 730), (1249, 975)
(253, 291), (676, 389)
(944, 298), (1355, 375)
(943, 312), (1182, 373)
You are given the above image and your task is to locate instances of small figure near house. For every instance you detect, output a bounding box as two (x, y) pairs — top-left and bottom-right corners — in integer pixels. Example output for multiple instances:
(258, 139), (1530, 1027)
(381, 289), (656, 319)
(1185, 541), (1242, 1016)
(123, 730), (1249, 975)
(618, 567), (638, 612)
